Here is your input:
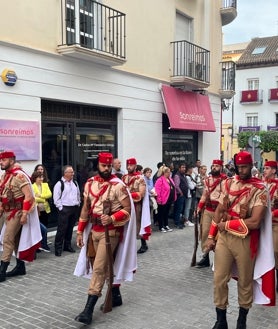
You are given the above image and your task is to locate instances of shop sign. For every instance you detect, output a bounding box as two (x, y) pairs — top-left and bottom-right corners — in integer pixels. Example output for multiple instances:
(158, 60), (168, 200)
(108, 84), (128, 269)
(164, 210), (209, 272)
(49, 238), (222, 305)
(0, 119), (40, 160)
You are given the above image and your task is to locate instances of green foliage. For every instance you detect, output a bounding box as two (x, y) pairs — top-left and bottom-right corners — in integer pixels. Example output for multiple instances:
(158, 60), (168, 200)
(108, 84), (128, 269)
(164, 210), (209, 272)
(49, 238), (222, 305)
(237, 131), (278, 152)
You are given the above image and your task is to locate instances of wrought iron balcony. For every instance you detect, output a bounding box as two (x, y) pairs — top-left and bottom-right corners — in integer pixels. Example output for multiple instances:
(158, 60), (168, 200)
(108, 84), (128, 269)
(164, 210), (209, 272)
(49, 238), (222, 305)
(57, 0), (126, 66)
(220, 0), (237, 26)
(219, 61), (236, 99)
(170, 40), (210, 89)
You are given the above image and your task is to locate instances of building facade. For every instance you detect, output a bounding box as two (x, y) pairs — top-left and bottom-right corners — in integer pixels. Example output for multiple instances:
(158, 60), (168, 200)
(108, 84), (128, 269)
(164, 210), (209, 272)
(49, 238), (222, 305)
(0, 0), (236, 188)
(222, 36), (278, 166)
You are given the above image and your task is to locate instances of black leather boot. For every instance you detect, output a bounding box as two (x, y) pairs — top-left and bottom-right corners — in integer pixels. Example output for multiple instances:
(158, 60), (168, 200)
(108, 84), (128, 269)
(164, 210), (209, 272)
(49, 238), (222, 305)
(0, 261), (10, 282)
(137, 239), (148, 254)
(6, 258), (26, 277)
(212, 308), (228, 329)
(236, 307), (248, 329)
(111, 285), (123, 307)
(100, 285), (123, 310)
(75, 295), (98, 325)
(196, 253), (210, 268)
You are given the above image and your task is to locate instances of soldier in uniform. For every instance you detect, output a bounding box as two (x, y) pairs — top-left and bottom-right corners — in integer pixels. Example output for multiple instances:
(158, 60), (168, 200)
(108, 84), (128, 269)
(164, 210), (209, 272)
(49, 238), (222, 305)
(122, 158), (151, 253)
(74, 152), (137, 325)
(196, 160), (226, 268)
(263, 160), (278, 291)
(0, 151), (41, 282)
(207, 151), (275, 329)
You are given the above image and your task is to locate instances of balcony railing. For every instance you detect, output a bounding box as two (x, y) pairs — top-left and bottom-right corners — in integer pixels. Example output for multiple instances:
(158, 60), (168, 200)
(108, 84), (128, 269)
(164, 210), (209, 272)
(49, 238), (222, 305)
(219, 61), (236, 99)
(267, 125), (278, 131)
(240, 89), (263, 104)
(220, 0), (237, 26)
(269, 88), (278, 102)
(170, 40), (210, 89)
(57, 0), (126, 66)
(239, 126), (260, 133)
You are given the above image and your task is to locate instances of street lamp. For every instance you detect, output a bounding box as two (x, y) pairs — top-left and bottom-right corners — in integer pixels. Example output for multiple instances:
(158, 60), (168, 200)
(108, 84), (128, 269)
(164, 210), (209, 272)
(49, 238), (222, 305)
(227, 126), (233, 162)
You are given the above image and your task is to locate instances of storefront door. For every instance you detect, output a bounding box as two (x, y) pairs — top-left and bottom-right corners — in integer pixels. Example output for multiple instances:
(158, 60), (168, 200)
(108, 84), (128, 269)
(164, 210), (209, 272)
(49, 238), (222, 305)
(41, 100), (117, 227)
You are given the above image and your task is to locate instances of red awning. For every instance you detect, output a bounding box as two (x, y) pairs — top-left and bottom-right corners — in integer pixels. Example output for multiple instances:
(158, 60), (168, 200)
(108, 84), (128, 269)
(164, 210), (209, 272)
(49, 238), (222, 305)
(160, 85), (216, 132)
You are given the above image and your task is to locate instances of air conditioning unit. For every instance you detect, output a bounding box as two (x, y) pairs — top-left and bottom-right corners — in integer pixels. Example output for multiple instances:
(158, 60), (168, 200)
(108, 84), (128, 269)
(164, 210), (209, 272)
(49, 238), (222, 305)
(188, 62), (205, 80)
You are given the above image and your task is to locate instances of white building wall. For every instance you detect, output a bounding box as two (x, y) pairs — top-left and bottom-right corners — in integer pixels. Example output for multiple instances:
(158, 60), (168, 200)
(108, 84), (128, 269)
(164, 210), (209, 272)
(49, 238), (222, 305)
(233, 67), (278, 133)
(0, 41), (221, 174)
(200, 93), (222, 164)
(0, 42), (164, 174)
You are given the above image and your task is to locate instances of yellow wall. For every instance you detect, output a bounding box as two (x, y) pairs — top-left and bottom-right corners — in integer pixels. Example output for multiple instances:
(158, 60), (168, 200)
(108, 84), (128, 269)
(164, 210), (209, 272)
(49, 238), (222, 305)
(0, 0), (60, 52)
(0, 0), (223, 93)
(108, 0), (223, 94)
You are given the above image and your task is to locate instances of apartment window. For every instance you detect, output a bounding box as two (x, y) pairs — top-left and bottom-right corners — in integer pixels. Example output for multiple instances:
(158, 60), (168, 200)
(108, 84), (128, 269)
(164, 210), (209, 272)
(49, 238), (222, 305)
(63, 0), (125, 58)
(66, 0), (94, 48)
(247, 79), (259, 90)
(175, 12), (193, 42)
(252, 47), (266, 55)
(246, 114), (258, 126)
(79, 0), (94, 48)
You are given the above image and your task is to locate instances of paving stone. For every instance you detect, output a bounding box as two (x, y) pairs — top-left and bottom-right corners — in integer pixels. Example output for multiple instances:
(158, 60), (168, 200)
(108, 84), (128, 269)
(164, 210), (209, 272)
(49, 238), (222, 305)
(0, 223), (277, 328)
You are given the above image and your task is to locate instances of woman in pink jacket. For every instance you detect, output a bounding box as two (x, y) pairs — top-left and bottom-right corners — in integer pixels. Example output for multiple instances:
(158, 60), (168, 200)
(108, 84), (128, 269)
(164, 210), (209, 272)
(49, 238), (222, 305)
(154, 166), (177, 232)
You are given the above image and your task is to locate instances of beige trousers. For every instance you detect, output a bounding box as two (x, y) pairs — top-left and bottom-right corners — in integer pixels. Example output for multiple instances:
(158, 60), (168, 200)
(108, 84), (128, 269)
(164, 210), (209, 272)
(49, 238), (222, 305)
(214, 232), (255, 309)
(88, 230), (120, 296)
(200, 209), (214, 251)
(1, 211), (22, 262)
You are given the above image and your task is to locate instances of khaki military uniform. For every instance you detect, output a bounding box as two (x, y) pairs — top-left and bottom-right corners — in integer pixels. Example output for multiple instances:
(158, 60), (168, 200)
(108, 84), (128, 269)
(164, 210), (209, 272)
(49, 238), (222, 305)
(122, 173), (146, 237)
(214, 177), (267, 309)
(80, 175), (130, 296)
(198, 175), (226, 251)
(0, 170), (32, 262)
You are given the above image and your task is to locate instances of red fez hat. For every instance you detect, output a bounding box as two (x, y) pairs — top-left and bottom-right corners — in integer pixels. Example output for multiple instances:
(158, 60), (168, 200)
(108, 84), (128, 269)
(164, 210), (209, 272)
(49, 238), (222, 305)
(264, 160), (277, 168)
(126, 158), (137, 165)
(98, 152), (113, 164)
(0, 150), (16, 159)
(235, 151), (253, 165)
(212, 159), (223, 166)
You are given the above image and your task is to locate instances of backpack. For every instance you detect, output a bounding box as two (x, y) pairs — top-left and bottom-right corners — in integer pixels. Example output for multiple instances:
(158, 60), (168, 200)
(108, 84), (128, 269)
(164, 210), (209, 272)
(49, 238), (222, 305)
(59, 179), (78, 198)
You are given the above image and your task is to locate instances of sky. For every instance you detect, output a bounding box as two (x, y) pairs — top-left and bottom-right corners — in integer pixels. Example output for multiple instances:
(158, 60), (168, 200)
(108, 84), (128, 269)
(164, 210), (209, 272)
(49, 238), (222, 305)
(222, 0), (278, 45)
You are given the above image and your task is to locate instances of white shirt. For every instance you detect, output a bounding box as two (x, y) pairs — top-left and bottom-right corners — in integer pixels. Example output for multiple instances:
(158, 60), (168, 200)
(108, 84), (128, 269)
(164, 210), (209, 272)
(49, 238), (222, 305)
(53, 178), (81, 210)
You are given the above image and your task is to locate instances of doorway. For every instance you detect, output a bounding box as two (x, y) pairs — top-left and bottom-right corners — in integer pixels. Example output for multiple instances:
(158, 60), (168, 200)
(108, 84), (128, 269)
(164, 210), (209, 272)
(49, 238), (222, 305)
(41, 100), (117, 226)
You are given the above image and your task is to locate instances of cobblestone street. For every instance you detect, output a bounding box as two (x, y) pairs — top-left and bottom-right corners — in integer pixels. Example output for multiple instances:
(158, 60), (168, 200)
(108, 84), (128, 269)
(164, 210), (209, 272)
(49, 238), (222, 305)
(0, 223), (278, 329)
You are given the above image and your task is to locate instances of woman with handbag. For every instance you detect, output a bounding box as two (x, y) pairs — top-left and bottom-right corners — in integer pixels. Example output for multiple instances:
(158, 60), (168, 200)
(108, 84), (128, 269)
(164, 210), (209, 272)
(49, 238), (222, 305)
(32, 171), (52, 252)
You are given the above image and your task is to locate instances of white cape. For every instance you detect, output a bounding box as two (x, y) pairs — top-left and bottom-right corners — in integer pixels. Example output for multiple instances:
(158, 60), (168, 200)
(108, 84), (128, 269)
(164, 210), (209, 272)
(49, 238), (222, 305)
(139, 180), (152, 237)
(74, 180), (137, 284)
(0, 169), (42, 261)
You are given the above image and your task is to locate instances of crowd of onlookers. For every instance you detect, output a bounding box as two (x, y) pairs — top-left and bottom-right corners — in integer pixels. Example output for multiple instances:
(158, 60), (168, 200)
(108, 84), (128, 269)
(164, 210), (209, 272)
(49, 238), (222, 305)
(29, 155), (271, 253)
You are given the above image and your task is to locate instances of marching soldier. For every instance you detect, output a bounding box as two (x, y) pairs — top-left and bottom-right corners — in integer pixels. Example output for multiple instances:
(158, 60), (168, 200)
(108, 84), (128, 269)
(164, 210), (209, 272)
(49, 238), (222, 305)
(74, 152), (137, 325)
(122, 158), (151, 253)
(207, 151), (275, 329)
(0, 151), (41, 282)
(195, 160), (226, 267)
